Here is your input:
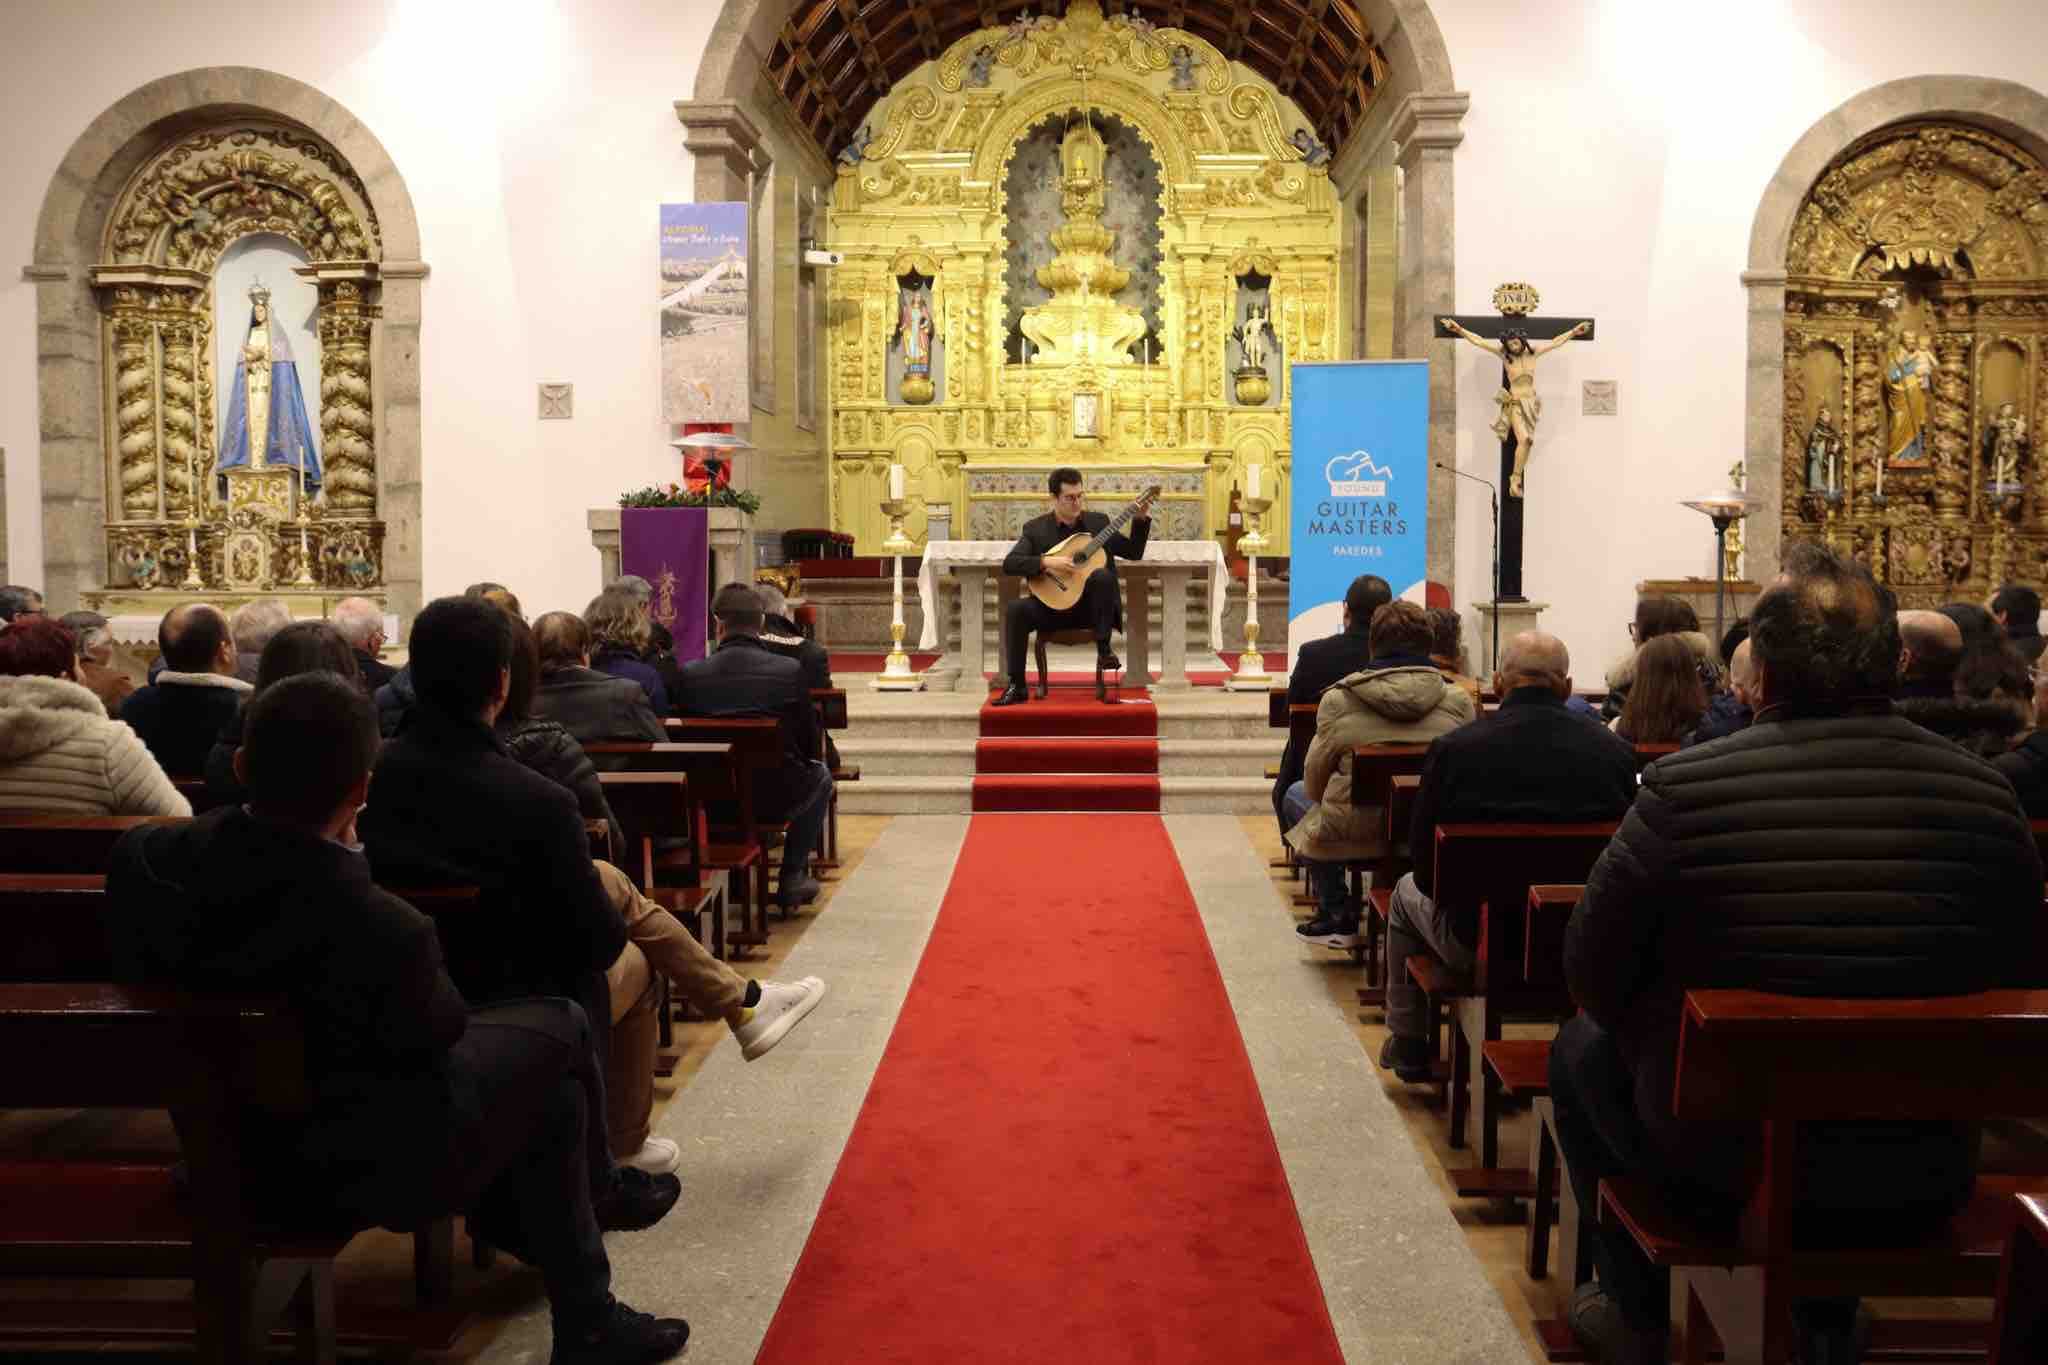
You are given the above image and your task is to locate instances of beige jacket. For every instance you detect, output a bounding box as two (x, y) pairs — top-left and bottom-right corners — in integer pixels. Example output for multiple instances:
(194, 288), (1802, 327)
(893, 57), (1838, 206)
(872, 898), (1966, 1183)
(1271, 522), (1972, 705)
(1285, 663), (1475, 861)
(0, 674), (191, 816)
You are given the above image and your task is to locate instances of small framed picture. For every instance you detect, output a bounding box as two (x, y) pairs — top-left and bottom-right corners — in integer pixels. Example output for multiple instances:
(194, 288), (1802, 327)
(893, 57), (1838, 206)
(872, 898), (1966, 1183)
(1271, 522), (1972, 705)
(1072, 391), (1102, 438)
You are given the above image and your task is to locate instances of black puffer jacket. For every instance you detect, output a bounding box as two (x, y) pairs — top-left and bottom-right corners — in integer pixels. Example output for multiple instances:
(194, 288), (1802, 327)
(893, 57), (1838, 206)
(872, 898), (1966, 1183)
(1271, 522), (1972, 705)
(1565, 703), (2045, 1209)
(499, 715), (623, 864)
(1894, 695), (2028, 759)
(1994, 729), (2048, 817)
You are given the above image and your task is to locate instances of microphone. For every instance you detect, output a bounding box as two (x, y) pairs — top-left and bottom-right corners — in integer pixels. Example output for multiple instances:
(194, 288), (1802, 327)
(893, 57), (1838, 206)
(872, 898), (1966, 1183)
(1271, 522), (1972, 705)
(1435, 461), (1496, 494)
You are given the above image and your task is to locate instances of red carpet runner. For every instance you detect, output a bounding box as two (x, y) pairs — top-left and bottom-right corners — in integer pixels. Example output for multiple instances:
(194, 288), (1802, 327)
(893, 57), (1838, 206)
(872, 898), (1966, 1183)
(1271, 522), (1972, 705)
(972, 693), (1160, 811)
(753, 815), (1346, 1365)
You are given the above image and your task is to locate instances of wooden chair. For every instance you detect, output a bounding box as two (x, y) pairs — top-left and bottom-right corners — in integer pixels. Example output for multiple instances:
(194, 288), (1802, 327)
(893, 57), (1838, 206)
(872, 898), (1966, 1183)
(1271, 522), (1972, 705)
(597, 771), (728, 964)
(811, 688), (853, 870)
(0, 982), (348, 1362)
(1331, 744), (1432, 987)
(994, 574), (1125, 701)
(1601, 987), (2048, 1365)
(605, 733), (773, 946)
(1992, 1193), (2048, 1364)
(1272, 702), (1319, 883)
(0, 812), (186, 872)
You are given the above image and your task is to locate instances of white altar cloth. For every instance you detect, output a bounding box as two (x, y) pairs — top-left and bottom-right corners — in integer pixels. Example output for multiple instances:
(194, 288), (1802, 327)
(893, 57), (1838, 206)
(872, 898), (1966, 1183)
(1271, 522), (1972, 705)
(915, 539), (1228, 652)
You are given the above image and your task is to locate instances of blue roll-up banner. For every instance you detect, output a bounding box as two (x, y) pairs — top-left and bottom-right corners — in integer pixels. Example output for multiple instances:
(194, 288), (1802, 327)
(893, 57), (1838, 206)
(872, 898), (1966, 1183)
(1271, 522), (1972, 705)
(1286, 360), (1430, 672)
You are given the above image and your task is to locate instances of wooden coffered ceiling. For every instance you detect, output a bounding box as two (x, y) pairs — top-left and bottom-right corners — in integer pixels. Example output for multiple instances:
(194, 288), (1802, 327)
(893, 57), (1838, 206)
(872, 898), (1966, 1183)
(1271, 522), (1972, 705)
(764, 0), (1389, 163)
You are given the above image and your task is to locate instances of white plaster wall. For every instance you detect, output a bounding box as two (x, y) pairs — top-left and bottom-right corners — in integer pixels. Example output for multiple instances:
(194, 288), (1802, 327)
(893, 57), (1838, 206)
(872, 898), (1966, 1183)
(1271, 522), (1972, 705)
(0, 0), (718, 615)
(1436, 0), (2048, 683)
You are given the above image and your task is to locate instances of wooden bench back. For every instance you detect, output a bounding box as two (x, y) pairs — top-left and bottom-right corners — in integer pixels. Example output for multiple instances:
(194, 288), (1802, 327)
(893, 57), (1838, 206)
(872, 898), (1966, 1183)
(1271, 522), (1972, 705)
(811, 688), (849, 731)
(1433, 822), (1619, 992)
(0, 874), (114, 981)
(596, 772), (700, 887)
(1268, 688), (1290, 728)
(1347, 744), (1431, 813)
(1633, 742), (1679, 769)
(0, 813), (186, 874)
(1523, 884), (1584, 988)
(1286, 704), (1316, 754)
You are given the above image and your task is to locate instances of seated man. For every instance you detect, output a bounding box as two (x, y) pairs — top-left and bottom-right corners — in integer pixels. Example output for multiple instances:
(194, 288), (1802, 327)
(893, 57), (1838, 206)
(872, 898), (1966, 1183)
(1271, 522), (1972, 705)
(1994, 581), (2046, 666)
(675, 584), (834, 910)
(229, 598), (291, 684)
(1894, 608), (2022, 756)
(333, 595), (397, 690)
(1684, 625), (1755, 747)
(534, 610), (666, 745)
(1282, 600), (1474, 947)
(1556, 543), (2046, 1365)
(358, 596), (678, 1211)
(0, 584), (46, 624)
(993, 465), (1151, 707)
(120, 602), (253, 776)
(106, 673), (689, 1364)
(1382, 631), (1638, 1079)
(1274, 575), (1389, 835)
(755, 581), (841, 770)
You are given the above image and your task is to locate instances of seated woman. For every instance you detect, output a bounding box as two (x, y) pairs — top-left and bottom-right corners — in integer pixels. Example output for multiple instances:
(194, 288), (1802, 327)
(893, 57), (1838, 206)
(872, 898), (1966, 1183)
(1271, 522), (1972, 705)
(584, 588), (670, 715)
(0, 617), (188, 816)
(1612, 634), (1707, 745)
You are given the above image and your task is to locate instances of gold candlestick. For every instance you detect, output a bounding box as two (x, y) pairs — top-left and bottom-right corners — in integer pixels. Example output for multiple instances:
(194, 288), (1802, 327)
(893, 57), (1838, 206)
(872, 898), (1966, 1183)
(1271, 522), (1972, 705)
(179, 517), (205, 590)
(1225, 494), (1274, 690)
(873, 496), (923, 691)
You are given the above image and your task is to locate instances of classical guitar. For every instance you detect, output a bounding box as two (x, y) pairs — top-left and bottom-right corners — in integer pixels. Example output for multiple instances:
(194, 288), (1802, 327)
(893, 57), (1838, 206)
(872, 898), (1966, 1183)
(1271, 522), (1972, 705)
(1024, 484), (1162, 612)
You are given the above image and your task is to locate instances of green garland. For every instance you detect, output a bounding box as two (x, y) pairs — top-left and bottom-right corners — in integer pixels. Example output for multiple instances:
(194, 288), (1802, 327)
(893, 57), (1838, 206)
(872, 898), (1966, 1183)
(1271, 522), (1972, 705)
(618, 483), (761, 516)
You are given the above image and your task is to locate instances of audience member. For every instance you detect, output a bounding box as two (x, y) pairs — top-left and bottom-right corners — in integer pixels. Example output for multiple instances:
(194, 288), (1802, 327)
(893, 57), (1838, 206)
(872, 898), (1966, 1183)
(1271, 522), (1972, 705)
(1995, 656), (2048, 814)
(333, 595), (397, 690)
(203, 620), (363, 808)
(675, 584), (834, 910)
(607, 574), (686, 702)
(1685, 638), (1757, 747)
(497, 612), (621, 858)
(756, 581), (841, 770)
(465, 581), (524, 618)
(1894, 609), (2022, 755)
(1272, 574), (1387, 836)
(357, 596), (678, 1213)
(1940, 601), (2000, 652)
(60, 610), (137, 714)
(585, 589), (670, 715)
(1555, 542), (2044, 1365)
(120, 603), (252, 776)
(229, 599), (292, 684)
(1282, 601), (1475, 948)
(106, 672), (689, 1364)
(1425, 606), (1482, 706)
(1382, 631), (1637, 1081)
(533, 610), (665, 744)
(1955, 641), (2033, 739)
(0, 584), (45, 624)
(0, 618), (188, 816)
(1611, 634), (1707, 744)
(1994, 583), (2046, 665)
(1601, 596), (1713, 720)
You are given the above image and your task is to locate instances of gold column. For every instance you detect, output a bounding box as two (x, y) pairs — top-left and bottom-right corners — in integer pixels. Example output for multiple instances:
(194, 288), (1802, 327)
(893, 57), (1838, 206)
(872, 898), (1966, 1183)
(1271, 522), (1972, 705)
(109, 301), (160, 520)
(158, 317), (201, 518)
(315, 277), (378, 514)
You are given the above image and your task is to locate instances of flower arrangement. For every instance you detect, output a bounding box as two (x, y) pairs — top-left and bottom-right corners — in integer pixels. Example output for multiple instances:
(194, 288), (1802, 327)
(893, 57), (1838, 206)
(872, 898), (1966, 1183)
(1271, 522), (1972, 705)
(618, 482), (761, 515)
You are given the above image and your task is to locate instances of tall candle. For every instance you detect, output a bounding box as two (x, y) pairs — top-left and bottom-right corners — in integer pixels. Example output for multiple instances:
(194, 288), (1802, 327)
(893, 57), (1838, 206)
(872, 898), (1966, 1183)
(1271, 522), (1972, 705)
(888, 463), (906, 501)
(1246, 464), (1262, 500)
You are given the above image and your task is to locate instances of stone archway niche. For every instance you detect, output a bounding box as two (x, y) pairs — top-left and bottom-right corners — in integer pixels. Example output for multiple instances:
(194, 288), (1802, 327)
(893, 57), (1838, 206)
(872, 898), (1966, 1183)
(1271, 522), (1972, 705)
(25, 68), (427, 623)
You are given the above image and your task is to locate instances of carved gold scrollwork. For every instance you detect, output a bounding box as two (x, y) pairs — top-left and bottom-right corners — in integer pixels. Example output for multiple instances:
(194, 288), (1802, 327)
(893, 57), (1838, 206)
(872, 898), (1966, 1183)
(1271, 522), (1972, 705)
(111, 312), (160, 518)
(158, 320), (200, 517)
(317, 282), (377, 513)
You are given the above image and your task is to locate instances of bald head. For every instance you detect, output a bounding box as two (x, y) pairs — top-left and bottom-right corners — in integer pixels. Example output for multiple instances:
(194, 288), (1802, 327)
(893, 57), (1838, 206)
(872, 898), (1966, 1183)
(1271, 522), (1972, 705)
(1729, 638), (1759, 704)
(159, 602), (235, 675)
(1898, 609), (1963, 684)
(1495, 631), (1571, 698)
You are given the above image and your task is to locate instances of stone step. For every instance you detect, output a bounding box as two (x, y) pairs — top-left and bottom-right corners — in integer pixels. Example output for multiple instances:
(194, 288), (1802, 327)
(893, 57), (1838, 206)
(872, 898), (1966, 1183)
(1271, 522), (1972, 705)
(837, 774), (1271, 815)
(836, 736), (1274, 778)
(841, 699), (1276, 741)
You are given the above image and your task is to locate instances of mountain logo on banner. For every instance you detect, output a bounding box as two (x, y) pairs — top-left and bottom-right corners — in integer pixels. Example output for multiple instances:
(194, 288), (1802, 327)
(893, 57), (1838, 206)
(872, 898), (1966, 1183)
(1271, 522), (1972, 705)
(1325, 450), (1393, 497)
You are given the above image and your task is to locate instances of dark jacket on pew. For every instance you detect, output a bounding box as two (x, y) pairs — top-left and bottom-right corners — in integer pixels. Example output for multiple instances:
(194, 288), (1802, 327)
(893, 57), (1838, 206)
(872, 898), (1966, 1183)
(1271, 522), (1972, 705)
(360, 703), (626, 1005)
(1894, 693), (2028, 760)
(1409, 685), (1638, 940)
(534, 664), (666, 748)
(1272, 624), (1375, 827)
(119, 671), (252, 777)
(1565, 703), (2046, 1207)
(106, 806), (469, 1217)
(760, 612), (841, 769)
(1993, 728), (2048, 817)
(673, 635), (821, 813)
(500, 714), (622, 863)
(374, 665), (416, 739)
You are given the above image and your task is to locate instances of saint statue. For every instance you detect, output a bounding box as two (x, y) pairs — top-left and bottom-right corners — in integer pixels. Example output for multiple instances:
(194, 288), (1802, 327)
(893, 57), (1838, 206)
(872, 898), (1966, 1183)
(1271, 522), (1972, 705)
(216, 281), (321, 498)
(1805, 407), (1844, 494)
(1883, 328), (1934, 467)
(1233, 303), (1276, 371)
(1985, 401), (2030, 488)
(1168, 44), (1202, 90)
(1440, 317), (1591, 497)
(894, 284), (935, 370)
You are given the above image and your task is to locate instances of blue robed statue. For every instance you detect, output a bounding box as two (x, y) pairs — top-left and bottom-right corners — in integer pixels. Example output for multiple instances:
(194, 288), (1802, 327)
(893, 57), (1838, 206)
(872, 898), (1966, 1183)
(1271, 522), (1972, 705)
(217, 281), (321, 498)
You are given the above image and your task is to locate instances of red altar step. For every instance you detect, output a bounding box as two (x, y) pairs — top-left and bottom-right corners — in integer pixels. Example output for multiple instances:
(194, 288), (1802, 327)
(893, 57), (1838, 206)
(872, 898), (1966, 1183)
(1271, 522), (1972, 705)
(972, 693), (1160, 811)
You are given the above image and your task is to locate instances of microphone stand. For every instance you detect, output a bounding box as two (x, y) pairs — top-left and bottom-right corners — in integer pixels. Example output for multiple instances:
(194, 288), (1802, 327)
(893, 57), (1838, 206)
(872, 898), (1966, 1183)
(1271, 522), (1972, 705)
(1437, 462), (1501, 674)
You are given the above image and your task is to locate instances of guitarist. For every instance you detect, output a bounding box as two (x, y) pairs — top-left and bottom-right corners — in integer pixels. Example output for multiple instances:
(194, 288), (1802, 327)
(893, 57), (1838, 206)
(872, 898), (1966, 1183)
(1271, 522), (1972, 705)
(993, 466), (1151, 706)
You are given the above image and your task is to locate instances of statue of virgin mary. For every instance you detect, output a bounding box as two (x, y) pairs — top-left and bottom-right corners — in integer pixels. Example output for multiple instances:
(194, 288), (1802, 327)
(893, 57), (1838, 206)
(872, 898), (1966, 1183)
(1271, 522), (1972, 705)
(216, 281), (322, 497)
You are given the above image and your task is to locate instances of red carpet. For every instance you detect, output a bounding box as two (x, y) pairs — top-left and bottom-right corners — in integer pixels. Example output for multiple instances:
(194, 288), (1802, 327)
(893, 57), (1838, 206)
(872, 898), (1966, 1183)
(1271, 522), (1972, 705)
(753, 815), (1346, 1365)
(974, 737), (1158, 775)
(971, 774), (1160, 812)
(976, 694), (1157, 738)
(973, 693), (1160, 809)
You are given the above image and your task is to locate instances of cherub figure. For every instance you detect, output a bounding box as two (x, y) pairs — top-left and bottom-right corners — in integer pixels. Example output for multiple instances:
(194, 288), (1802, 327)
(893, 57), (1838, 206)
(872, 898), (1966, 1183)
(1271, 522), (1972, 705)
(837, 124), (873, 167)
(1290, 127), (1332, 167)
(1169, 44), (1202, 90)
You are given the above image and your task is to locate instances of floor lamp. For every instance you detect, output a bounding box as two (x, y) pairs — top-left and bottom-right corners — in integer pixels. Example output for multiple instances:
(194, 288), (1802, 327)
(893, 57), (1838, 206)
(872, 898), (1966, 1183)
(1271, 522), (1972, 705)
(1680, 491), (1758, 648)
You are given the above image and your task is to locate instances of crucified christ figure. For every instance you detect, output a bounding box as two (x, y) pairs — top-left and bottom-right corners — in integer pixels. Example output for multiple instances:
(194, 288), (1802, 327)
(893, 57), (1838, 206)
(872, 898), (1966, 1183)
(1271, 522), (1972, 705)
(1440, 317), (1590, 497)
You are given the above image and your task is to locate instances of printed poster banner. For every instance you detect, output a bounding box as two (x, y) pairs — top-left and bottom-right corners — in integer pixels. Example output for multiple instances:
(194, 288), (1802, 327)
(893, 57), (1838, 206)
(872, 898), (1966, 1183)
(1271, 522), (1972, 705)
(1287, 360), (1430, 672)
(660, 202), (750, 423)
(620, 507), (710, 663)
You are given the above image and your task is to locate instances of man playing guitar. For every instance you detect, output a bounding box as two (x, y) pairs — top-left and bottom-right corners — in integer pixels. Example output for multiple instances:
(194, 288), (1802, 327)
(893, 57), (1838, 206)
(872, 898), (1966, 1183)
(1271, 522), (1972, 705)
(993, 466), (1153, 707)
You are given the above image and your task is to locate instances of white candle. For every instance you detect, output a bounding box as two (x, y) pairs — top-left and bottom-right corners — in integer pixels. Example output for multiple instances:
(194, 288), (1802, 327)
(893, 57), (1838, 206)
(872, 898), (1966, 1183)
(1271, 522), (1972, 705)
(888, 463), (906, 501)
(1246, 464), (1262, 499)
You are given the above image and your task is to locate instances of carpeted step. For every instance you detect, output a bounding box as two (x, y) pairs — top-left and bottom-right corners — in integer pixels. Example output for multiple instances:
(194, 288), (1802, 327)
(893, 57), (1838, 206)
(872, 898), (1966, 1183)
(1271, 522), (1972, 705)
(977, 695), (1157, 738)
(969, 774), (1161, 812)
(974, 737), (1158, 775)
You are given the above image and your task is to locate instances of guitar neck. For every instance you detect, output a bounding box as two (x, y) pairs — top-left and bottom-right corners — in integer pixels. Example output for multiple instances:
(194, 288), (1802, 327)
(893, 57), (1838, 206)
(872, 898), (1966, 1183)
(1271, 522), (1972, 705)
(1081, 488), (1160, 555)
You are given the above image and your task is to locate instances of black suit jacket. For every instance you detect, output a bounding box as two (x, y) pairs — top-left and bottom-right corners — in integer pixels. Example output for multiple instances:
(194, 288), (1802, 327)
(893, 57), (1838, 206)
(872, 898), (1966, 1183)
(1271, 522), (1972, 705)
(1273, 626), (1375, 821)
(355, 649), (398, 692)
(535, 665), (666, 746)
(673, 635), (821, 814)
(761, 613), (839, 768)
(1002, 510), (1151, 628)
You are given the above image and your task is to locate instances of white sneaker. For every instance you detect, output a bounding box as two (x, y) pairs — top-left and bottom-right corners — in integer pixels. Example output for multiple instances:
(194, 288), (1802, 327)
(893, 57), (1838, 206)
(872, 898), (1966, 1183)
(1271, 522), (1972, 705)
(622, 1136), (680, 1175)
(731, 977), (827, 1062)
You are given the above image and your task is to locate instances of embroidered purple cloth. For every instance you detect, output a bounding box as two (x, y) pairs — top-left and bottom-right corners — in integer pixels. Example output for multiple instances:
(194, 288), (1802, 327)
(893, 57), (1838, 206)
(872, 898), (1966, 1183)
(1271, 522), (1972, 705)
(621, 507), (709, 663)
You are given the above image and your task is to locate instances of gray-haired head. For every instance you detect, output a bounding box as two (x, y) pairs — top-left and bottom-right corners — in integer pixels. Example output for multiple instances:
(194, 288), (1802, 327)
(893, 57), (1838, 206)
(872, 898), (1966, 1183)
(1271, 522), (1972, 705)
(230, 599), (292, 654)
(754, 582), (788, 619)
(331, 596), (385, 649)
(1496, 631), (1571, 696)
(609, 574), (654, 606)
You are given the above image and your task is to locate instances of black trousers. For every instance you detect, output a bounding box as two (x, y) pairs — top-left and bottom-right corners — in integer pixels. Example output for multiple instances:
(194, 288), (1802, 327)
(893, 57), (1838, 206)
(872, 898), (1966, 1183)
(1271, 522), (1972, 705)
(1003, 569), (1119, 683)
(326, 999), (614, 1327)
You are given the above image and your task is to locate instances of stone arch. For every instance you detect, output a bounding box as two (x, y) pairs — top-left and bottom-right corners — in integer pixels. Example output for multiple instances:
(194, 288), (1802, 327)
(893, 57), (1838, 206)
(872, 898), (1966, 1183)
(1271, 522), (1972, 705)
(1742, 76), (2048, 587)
(25, 67), (426, 621)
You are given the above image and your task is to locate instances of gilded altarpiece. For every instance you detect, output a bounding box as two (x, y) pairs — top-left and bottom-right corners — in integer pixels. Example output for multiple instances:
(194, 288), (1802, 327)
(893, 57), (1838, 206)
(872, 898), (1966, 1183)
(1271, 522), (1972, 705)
(824, 0), (1340, 555)
(84, 122), (389, 604)
(1780, 121), (2048, 604)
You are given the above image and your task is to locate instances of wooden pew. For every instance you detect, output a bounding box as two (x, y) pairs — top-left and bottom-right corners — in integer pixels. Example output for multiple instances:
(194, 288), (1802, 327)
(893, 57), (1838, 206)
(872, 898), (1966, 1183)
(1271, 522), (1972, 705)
(1335, 745), (1433, 989)
(1268, 696), (1316, 876)
(598, 771), (728, 963)
(0, 982), (347, 1362)
(0, 812), (185, 872)
(1599, 987), (2048, 1365)
(1992, 1193), (2048, 1364)
(811, 688), (853, 870)
(595, 734), (771, 946)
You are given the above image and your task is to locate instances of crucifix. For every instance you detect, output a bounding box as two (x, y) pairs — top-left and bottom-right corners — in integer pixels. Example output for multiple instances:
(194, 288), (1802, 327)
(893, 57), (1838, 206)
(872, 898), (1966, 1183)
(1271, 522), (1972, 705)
(1435, 283), (1595, 600)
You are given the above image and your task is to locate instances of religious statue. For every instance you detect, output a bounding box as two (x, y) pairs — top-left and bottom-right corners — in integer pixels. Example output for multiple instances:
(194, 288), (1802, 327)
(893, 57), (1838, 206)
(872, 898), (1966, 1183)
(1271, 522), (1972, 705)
(838, 125), (873, 167)
(1233, 303), (1275, 371)
(1884, 328), (1935, 467)
(894, 281), (936, 404)
(965, 45), (996, 88)
(217, 281), (322, 499)
(1290, 128), (1332, 168)
(1169, 44), (1202, 91)
(1440, 316), (1591, 497)
(1985, 401), (2031, 488)
(1805, 407), (1844, 494)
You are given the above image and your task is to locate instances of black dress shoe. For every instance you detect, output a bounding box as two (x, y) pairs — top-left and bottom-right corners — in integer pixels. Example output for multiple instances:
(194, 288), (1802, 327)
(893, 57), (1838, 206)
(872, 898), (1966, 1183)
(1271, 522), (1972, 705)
(595, 1167), (680, 1232)
(991, 684), (1030, 706)
(1096, 646), (1122, 673)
